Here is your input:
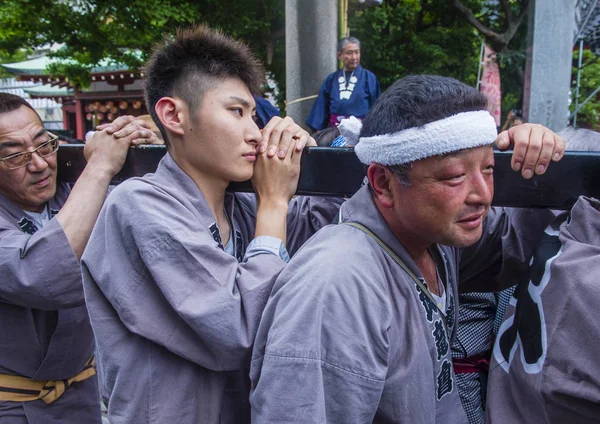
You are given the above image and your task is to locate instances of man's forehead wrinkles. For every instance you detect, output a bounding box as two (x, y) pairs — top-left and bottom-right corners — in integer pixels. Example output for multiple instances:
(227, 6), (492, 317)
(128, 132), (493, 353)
(0, 126), (46, 150)
(0, 130), (26, 145)
(0, 119), (43, 135)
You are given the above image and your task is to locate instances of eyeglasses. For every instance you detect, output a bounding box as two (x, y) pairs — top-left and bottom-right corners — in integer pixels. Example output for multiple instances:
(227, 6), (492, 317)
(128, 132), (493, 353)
(0, 133), (60, 169)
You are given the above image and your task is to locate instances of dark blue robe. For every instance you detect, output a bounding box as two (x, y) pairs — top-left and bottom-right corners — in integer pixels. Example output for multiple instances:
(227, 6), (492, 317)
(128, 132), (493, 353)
(306, 65), (381, 131)
(253, 96), (280, 129)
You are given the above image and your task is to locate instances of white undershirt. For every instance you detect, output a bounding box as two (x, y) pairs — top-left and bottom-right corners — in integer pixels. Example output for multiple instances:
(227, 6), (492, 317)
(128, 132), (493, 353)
(23, 205), (51, 230)
(223, 209), (235, 256)
(430, 273), (447, 312)
(224, 228), (234, 256)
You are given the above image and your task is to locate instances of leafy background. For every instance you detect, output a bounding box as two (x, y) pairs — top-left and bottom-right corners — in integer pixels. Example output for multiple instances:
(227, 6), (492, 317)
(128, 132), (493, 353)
(0, 0), (596, 129)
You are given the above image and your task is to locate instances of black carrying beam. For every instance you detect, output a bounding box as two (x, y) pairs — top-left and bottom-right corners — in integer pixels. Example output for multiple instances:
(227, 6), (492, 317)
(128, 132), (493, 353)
(57, 145), (600, 209)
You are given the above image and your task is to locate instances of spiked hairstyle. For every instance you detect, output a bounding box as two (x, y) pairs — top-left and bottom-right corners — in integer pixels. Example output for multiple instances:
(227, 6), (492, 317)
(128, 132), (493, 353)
(144, 25), (265, 146)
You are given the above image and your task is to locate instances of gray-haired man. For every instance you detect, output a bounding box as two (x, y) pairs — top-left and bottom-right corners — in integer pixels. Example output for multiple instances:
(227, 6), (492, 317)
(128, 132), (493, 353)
(0, 93), (157, 423)
(306, 36), (381, 132)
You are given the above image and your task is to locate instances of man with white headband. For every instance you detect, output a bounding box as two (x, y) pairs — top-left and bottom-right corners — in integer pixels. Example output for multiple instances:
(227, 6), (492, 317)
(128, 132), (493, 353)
(249, 75), (564, 423)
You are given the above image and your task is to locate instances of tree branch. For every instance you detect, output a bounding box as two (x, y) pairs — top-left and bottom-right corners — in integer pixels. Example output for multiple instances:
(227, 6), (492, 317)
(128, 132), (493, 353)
(499, 0), (513, 25)
(453, 0), (504, 44)
(504, 0), (530, 44)
(270, 27), (285, 41)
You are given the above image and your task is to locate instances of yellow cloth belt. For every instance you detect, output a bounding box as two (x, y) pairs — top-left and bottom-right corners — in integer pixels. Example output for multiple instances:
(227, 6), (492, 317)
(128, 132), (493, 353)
(0, 357), (95, 404)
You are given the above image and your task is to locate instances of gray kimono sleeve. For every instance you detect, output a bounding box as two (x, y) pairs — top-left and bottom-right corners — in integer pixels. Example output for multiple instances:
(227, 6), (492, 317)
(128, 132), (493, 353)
(250, 245), (390, 423)
(236, 194), (344, 257)
(459, 207), (557, 293)
(82, 185), (289, 371)
(285, 196), (344, 255)
(0, 217), (83, 309)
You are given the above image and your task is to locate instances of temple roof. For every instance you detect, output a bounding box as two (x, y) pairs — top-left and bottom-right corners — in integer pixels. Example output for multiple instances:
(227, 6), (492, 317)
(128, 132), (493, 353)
(23, 83), (73, 98)
(1, 52), (145, 88)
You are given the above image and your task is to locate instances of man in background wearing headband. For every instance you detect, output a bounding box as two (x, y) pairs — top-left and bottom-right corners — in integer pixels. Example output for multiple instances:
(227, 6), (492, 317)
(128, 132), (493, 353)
(249, 75), (564, 423)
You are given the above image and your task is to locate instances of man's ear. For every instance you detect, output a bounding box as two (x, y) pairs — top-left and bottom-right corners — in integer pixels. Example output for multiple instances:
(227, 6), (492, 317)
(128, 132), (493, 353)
(154, 97), (186, 137)
(367, 163), (395, 209)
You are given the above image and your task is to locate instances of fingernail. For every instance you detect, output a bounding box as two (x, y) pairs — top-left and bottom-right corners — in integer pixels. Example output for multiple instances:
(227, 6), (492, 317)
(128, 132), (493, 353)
(523, 169), (533, 179)
(114, 131), (123, 137)
(296, 142), (303, 150)
(278, 149), (286, 158)
(268, 147), (276, 156)
(258, 145), (266, 153)
(514, 162), (522, 172)
(536, 164), (545, 174)
(553, 153), (560, 161)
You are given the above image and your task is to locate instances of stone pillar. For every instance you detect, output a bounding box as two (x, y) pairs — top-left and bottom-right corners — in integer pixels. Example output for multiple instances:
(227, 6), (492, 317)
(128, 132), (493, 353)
(523, 0), (575, 131)
(285, 0), (338, 129)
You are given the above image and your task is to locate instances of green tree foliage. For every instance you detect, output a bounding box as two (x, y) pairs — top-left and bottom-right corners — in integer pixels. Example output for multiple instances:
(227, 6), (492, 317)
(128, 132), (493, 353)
(571, 49), (600, 131)
(452, 0), (530, 124)
(453, 0), (529, 54)
(0, 0), (557, 125)
(0, 0), (284, 92)
(0, 49), (31, 78)
(349, 0), (481, 89)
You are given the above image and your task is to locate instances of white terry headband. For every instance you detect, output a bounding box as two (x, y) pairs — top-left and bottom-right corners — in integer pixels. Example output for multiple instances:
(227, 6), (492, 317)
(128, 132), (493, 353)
(339, 111), (498, 166)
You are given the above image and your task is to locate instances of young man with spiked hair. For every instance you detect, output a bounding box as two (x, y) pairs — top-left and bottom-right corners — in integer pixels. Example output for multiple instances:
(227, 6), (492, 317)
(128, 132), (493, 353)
(81, 25), (341, 423)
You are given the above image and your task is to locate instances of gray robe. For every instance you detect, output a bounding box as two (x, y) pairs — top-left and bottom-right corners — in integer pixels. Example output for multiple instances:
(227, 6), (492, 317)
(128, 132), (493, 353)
(0, 184), (99, 424)
(250, 185), (553, 423)
(487, 196), (600, 424)
(81, 153), (342, 424)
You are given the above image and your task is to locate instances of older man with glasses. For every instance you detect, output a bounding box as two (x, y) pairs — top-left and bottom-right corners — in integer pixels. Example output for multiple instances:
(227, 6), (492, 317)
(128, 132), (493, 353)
(0, 93), (158, 424)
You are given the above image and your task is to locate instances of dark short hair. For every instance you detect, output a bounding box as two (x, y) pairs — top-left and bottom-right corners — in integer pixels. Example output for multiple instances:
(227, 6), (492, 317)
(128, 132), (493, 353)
(361, 75), (488, 137)
(0, 93), (41, 122)
(337, 37), (361, 53)
(314, 127), (341, 147)
(144, 25), (265, 146)
(361, 75), (488, 185)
